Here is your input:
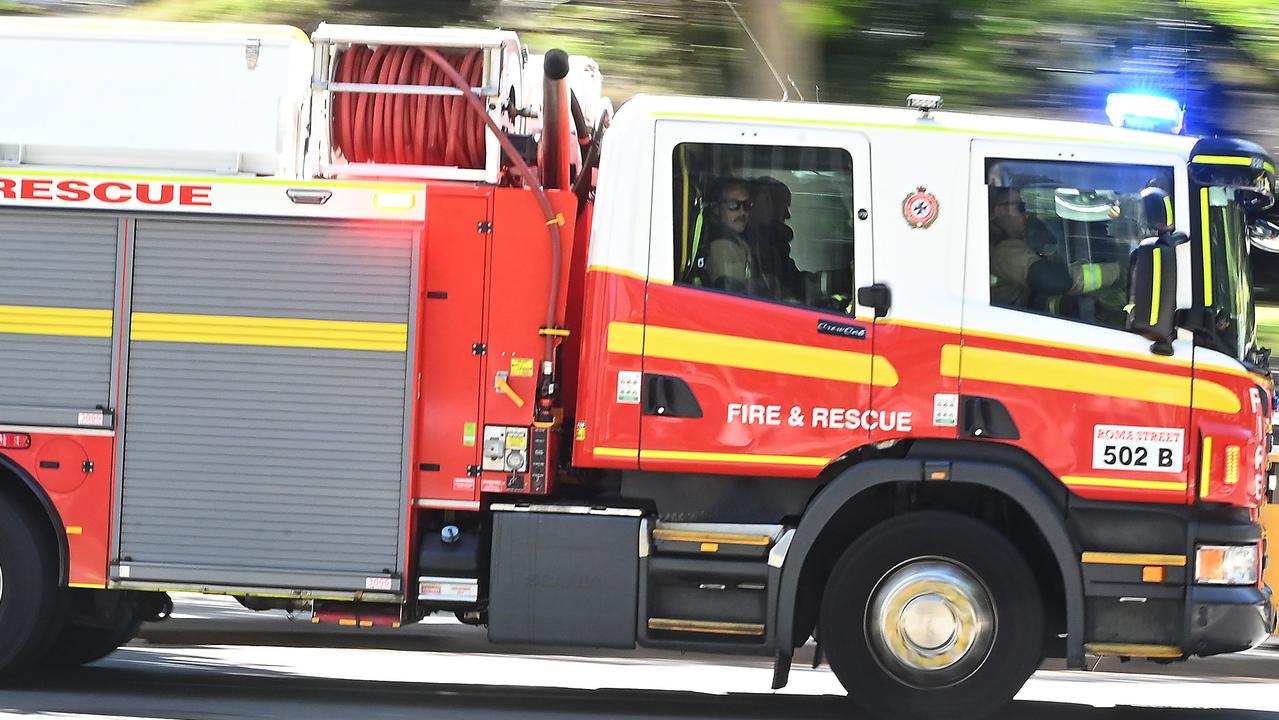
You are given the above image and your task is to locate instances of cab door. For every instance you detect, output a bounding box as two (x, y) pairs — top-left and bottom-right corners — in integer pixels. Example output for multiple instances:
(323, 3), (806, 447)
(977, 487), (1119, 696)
(636, 120), (877, 478)
(961, 141), (1195, 503)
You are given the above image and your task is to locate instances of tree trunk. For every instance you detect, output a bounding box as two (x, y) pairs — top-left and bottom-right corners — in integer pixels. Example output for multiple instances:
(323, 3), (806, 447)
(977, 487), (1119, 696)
(743, 0), (819, 101)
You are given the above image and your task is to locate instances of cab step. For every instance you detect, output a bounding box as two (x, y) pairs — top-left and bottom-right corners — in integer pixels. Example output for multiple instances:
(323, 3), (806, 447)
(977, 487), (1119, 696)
(647, 618), (766, 636)
(639, 522), (792, 653)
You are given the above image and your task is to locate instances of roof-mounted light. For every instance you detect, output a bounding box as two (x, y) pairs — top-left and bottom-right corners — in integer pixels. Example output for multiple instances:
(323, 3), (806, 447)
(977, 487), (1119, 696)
(907, 94), (943, 117)
(1105, 92), (1184, 134)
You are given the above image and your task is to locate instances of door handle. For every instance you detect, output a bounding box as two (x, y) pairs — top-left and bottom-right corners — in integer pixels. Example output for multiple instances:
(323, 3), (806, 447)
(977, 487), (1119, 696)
(856, 283), (891, 318)
(642, 374), (703, 418)
(959, 396), (1019, 440)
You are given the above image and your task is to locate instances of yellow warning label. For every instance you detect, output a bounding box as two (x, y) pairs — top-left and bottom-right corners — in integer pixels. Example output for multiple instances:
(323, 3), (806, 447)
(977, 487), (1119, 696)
(575, 422), (586, 441)
(510, 357), (535, 377)
(463, 422), (477, 447)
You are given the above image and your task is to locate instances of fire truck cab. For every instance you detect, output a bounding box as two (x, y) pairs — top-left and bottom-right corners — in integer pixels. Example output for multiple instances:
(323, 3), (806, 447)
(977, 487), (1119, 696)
(0, 18), (1274, 719)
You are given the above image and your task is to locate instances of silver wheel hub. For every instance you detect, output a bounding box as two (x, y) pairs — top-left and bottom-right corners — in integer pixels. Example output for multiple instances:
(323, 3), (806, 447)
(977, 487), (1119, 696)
(866, 559), (995, 688)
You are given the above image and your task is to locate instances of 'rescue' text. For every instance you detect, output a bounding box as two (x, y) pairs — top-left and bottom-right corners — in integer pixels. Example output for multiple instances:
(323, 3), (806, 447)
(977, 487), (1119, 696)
(0, 177), (212, 206)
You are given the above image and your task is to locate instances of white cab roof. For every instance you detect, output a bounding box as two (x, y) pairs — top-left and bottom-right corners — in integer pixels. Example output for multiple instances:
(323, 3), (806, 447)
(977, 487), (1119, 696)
(616, 94), (1198, 153)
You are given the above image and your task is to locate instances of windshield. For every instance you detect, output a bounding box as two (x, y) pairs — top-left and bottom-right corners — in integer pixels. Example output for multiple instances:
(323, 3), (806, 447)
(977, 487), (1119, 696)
(1201, 185), (1256, 363)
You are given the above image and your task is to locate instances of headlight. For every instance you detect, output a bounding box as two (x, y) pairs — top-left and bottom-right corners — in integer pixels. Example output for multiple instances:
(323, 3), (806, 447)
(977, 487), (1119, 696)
(1195, 544), (1259, 585)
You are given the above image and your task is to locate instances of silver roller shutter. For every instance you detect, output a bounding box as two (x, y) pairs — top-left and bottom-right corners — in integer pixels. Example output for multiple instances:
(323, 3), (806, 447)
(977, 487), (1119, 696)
(0, 211), (118, 427)
(118, 218), (415, 592)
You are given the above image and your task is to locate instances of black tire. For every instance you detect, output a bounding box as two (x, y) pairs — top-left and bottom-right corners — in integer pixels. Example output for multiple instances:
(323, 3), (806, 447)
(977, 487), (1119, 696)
(820, 511), (1044, 719)
(42, 589), (143, 667)
(0, 495), (62, 679)
(43, 617), (142, 667)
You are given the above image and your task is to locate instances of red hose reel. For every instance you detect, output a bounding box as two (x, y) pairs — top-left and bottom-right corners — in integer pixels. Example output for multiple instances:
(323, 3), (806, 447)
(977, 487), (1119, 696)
(331, 44), (486, 169)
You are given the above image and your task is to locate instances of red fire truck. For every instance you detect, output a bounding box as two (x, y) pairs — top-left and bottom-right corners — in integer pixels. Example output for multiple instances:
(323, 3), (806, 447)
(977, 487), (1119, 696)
(0, 18), (1274, 718)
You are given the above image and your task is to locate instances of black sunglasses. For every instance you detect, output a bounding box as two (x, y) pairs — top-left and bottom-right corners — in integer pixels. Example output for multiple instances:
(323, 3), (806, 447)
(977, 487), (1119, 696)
(996, 201), (1027, 213)
(721, 199), (754, 211)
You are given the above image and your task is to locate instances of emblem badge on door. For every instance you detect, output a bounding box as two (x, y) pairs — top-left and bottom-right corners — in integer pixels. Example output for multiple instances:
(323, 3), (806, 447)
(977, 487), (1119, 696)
(902, 186), (940, 229)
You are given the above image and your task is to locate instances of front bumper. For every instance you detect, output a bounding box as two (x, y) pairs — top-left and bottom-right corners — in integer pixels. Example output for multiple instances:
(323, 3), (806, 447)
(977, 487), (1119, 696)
(1186, 584), (1274, 656)
(1073, 500), (1271, 658)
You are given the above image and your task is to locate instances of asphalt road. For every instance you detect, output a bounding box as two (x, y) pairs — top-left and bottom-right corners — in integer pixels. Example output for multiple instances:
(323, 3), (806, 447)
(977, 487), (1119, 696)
(0, 594), (1276, 720)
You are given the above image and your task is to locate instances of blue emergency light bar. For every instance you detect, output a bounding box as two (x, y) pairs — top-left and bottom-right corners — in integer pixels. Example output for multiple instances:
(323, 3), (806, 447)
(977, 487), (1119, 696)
(1105, 92), (1184, 134)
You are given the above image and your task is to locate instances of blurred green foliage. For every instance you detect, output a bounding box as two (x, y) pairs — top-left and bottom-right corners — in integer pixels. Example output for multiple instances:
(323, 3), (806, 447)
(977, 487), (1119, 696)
(113, 0), (1279, 127)
(0, 1), (46, 12)
(130, 0), (327, 25)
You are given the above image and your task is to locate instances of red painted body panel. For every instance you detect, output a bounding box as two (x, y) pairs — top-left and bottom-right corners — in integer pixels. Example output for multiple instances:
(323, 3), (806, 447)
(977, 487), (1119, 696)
(573, 269), (1264, 511)
(475, 188), (577, 494)
(946, 329), (1194, 505)
(572, 268), (644, 470)
(638, 282), (872, 477)
(412, 184), (578, 501)
(557, 201), (595, 421)
(2, 433), (114, 586)
(1195, 367), (1268, 509)
(868, 322), (958, 447)
(379, 182), (585, 583)
(414, 186), (491, 504)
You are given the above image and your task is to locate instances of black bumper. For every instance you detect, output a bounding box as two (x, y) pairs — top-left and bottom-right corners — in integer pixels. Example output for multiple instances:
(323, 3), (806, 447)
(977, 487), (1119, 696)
(1186, 584), (1274, 656)
(1072, 499), (1272, 657)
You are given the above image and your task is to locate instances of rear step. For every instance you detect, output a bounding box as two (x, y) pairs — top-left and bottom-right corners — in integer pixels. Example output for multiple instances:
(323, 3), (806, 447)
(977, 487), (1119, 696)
(312, 600), (402, 628)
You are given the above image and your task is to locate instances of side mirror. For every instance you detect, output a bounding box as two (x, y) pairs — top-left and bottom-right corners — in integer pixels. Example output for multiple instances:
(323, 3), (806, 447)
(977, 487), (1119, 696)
(1250, 218), (1279, 253)
(1236, 188), (1274, 214)
(1128, 233), (1182, 349)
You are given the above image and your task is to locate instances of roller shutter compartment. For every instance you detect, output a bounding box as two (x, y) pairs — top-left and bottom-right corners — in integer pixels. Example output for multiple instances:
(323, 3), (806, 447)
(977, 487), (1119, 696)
(0, 211), (118, 428)
(118, 218), (415, 592)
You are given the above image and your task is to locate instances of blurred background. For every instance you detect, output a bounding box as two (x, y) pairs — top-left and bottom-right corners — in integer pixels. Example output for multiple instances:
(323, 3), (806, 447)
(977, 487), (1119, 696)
(6, 0), (1277, 151)
(7, 0), (1279, 337)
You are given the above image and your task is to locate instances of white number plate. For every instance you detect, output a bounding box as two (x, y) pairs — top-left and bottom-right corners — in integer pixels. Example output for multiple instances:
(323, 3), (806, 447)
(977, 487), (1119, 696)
(1092, 425), (1184, 474)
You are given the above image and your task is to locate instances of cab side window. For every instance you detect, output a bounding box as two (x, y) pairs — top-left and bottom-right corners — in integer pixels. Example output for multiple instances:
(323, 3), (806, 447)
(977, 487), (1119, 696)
(672, 143), (855, 313)
(987, 158), (1175, 331)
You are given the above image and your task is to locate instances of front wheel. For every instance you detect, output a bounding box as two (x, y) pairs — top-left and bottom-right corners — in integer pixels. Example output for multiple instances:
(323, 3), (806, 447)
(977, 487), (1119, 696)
(820, 511), (1044, 719)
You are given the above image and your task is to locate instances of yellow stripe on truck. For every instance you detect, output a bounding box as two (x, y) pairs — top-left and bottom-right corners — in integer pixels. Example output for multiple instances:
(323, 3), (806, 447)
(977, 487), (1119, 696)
(1191, 154), (1256, 168)
(1062, 475), (1188, 492)
(1200, 436), (1214, 499)
(1081, 552), (1186, 566)
(1150, 248), (1162, 326)
(607, 321), (898, 387)
(594, 445), (827, 467)
(1201, 188), (1214, 307)
(642, 447), (829, 467)
(0, 305), (113, 338)
(941, 345), (1240, 414)
(131, 313), (408, 353)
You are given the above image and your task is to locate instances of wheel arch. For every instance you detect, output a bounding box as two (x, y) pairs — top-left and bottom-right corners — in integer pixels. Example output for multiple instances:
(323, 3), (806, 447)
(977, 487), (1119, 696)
(775, 441), (1085, 669)
(0, 452), (69, 585)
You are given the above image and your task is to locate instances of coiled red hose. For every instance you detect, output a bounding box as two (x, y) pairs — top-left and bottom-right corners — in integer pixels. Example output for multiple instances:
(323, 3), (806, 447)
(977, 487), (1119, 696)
(333, 45), (486, 169)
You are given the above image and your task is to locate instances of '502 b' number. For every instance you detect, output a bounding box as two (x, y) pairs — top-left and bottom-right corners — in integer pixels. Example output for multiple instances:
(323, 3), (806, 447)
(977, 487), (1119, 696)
(1099, 444), (1175, 469)
(1092, 425), (1185, 474)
